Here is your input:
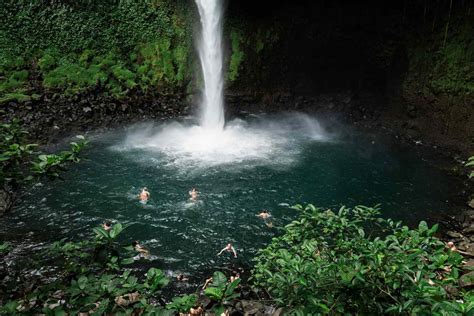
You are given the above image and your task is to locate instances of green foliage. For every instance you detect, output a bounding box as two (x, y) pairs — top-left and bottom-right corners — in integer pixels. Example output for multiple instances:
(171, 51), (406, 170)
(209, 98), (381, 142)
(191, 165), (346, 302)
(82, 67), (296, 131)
(0, 222), (227, 315)
(228, 30), (245, 82)
(0, 0), (192, 99)
(31, 135), (88, 179)
(0, 242), (9, 253)
(166, 294), (198, 313)
(0, 223), (172, 314)
(466, 156), (474, 179)
(204, 271), (241, 314)
(0, 70), (30, 103)
(406, 17), (473, 96)
(0, 119), (87, 187)
(252, 204), (467, 314)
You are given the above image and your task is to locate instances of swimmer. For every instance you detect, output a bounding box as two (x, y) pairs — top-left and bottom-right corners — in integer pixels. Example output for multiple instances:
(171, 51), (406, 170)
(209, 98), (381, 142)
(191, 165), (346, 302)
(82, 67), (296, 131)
(176, 274), (189, 282)
(132, 240), (150, 259)
(138, 187), (150, 203)
(230, 273), (240, 283)
(102, 220), (112, 231)
(189, 187), (198, 201)
(190, 306), (204, 315)
(217, 243), (237, 258)
(256, 210), (271, 219)
(257, 210), (273, 228)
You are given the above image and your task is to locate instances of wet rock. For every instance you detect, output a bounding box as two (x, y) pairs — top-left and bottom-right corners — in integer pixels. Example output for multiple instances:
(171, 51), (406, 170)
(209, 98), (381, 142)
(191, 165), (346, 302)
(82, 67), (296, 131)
(239, 300), (265, 314)
(469, 199), (474, 209)
(459, 271), (474, 288)
(0, 189), (13, 216)
(462, 260), (474, 271)
(82, 106), (92, 113)
(463, 225), (474, 235)
(446, 231), (463, 239)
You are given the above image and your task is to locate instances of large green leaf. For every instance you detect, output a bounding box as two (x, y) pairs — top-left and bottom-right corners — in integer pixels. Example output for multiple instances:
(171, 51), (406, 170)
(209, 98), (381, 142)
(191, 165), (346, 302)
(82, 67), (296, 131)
(109, 223), (123, 239)
(204, 286), (223, 300)
(211, 271), (227, 288)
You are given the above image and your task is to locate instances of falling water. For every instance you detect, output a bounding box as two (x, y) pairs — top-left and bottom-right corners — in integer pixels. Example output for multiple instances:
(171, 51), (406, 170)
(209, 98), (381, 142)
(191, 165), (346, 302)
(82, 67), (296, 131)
(119, 0), (329, 167)
(195, 0), (225, 130)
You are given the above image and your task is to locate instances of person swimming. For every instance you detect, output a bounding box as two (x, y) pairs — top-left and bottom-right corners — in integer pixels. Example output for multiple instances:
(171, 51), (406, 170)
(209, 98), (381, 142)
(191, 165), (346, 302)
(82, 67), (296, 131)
(230, 272), (240, 283)
(132, 240), (150, 259)
(189, 187), (198, 201)
(257, 210), (273, 227)
(102, 220), (112, 231)
(256, 210), (271, 219)
(176, 274), (190, 282)
(217, 243), (238, 258)
(138, 187), (150, 203)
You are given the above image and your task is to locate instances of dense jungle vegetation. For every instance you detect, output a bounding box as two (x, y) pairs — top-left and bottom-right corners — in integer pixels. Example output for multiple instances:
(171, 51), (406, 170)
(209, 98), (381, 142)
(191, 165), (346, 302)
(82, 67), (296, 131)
(0, 120), (473, 314)
(1, 0), (473, 314)
(1, 0), (471, 104)
(0, 0), (256, 103)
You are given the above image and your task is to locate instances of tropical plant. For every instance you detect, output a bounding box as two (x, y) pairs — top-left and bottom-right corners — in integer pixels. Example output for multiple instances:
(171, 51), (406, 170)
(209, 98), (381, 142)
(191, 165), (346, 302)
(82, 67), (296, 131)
(204, 271), (241, 315)
(0, 223), (173, 315)
(252, 204), (468, 315)
(166, 294), (198, 313)
(0, 119), (87, 187)
(0, 242), (9, 253)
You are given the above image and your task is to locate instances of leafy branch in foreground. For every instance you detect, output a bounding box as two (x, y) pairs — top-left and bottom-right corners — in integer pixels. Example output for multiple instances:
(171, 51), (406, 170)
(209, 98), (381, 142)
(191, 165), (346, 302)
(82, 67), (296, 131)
(0, 223), (168, 315)
(252, 204), (471, 315)
(0, 222), (240, 315)
(0, 119), (88, 187)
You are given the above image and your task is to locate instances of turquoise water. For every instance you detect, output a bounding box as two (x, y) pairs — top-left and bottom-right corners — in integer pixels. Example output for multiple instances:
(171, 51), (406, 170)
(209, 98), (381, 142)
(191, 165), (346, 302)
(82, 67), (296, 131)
(0, 114), (463, 285)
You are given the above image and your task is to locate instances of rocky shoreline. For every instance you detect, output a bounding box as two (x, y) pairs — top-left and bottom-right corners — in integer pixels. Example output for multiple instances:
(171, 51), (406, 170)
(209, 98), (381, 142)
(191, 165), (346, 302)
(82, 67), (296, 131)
(1, 92), (190, 145)
(444, 204), (474, 289)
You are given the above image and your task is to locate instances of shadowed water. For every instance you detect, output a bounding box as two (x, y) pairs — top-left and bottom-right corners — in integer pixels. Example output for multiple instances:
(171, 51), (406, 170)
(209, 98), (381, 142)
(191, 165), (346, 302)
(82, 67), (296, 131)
(0, 114), (463, 287)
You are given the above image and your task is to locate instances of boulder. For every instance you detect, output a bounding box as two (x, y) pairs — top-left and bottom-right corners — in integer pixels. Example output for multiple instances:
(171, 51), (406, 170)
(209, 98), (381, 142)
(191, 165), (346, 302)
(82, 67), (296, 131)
(469, 199), (474, 209)
(462, 260), (474, 271)
(463, 224), (474, 235)
(446, 231), (463, 239)
(0, 189), (13, 216)
(459, 271), (474, 288)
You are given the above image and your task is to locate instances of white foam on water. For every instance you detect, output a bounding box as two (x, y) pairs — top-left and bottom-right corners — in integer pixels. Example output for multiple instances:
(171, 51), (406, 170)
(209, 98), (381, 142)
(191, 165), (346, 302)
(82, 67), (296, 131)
(114, 114), (331, 169)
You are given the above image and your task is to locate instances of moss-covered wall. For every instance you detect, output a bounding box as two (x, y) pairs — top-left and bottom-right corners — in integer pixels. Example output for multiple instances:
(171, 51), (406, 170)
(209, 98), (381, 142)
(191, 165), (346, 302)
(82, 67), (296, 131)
(0, 0), (194, 103)
(225, 0), (473, 97)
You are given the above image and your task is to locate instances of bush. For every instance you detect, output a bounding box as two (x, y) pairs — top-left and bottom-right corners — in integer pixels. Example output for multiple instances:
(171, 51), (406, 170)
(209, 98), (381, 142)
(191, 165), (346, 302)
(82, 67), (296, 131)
(0, 222), (240, 315)
(252, 204), (470, 315)
(0, 0), (195, 100)
(0, 119), (87, 187)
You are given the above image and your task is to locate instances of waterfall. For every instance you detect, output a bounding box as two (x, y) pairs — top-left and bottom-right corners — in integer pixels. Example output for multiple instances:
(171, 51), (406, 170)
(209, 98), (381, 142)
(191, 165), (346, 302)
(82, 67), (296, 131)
(195, 0), (225, 130)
